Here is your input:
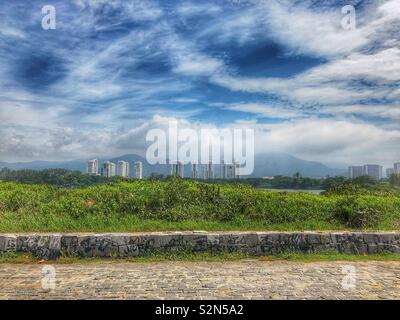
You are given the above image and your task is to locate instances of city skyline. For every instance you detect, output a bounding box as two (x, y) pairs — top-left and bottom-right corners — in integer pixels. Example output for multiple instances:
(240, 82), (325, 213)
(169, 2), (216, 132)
(349, 162), (400, 179)
(88, 157), (400, 180)
(0, 1), (399, 168)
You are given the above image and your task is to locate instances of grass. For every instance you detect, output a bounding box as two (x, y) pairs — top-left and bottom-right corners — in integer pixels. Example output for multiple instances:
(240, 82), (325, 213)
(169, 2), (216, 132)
(0, 179), (399, 232)
(0, 214), (348, 232)
(1, 251), (400, 264)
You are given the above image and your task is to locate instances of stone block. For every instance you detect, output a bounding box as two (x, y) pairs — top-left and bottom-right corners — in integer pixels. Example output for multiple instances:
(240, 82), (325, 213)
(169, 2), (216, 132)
(76, 235), (119, 257)
(363, 233), (381, 244)
(347, 233), (364, 244)
(0, 235), (17, 252)
(258, 233), (280, 245)
(3, 232), (399, 259)
(17, 234), (61, 259)
(319, 234), (332, 245)
(61, 235), (79, 255)
(304, 233), (322, 244)
(376, 233), (396, 244)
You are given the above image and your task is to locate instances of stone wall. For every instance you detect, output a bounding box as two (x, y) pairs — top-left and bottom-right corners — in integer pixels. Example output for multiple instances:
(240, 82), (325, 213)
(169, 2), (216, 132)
(1, 231), (400, 260)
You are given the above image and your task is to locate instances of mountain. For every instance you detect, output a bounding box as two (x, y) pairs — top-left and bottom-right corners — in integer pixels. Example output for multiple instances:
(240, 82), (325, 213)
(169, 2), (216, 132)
(0, 153), (345, 178)
(251, 153), (345, 177)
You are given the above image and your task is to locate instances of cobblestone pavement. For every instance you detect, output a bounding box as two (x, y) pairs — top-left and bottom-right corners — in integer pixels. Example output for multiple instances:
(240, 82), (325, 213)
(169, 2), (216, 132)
(0, 260), (399, 300)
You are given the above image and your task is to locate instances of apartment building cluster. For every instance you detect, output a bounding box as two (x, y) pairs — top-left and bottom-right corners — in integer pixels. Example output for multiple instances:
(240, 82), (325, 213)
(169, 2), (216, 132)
(348, 162), (400, 180)
(87, 159), (143, 179)
(171, 161), (240, 180)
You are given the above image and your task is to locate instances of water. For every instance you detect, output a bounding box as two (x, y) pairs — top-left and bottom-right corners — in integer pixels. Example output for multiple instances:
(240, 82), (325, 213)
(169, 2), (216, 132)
(259, 188), (325, 195)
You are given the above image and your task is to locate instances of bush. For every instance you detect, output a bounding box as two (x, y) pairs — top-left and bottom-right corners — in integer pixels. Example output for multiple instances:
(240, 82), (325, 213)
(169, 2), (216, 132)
(334, 197), (382, 228)
(0, 179), (399, 231)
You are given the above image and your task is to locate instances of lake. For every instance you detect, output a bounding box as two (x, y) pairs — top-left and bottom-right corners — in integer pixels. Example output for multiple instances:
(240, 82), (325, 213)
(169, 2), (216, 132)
(259, 188), (325, 195)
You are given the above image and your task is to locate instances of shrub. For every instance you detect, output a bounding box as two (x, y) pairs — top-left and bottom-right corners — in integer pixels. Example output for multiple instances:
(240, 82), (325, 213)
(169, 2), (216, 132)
(334, 197), (382, 228)
(0, 180), (398, 231)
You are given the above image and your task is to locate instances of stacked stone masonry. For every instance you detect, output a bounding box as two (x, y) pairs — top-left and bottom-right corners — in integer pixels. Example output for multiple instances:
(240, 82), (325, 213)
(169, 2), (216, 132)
(1, 232), (400, 259)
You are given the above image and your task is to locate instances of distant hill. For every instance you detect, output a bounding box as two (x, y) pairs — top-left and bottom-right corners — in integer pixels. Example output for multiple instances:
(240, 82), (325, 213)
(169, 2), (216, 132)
(252, 153), (344, 177)
(0, 153), (345, 178)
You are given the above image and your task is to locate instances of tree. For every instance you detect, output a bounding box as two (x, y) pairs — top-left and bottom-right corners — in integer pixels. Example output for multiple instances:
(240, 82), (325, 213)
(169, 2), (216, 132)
(389, 174), (400, 187)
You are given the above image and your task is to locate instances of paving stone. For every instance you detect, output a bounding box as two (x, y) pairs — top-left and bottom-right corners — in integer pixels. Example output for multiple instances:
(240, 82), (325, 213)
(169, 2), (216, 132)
(0, 261), (399, 300)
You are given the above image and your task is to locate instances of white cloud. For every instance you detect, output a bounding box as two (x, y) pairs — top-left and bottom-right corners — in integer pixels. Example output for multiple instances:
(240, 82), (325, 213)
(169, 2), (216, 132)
(258, 0), (369, 58)
(213, 46), (400, 105)
(173, 55), (223, 76)
(254, 118), (400, 167)
(74, 0), (163, 22)
(1, 0), (400, 168)
(224, 103), (302, 119)
(177, 2), (221, 17)
(2, 112), (400, 168)
(206, 0), (400, 110)
(322, 105), (400, 120)
(0, 26), (25, 39)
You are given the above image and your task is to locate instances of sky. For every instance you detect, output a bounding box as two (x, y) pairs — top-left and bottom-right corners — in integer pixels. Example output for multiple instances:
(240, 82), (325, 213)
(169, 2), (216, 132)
(0, 0), (399, 168)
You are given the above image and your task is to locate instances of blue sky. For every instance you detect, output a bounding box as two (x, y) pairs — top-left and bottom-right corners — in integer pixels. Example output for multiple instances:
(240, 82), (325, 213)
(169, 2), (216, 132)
(0, 0), (399, 167)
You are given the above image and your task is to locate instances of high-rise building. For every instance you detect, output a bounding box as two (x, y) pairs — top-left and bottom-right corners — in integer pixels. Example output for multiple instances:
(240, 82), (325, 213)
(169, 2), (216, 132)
(226, 164), (234, 179)
(203, 161), (213, 179)
(178, 161), (184, 178)
(234, 162), (240, 179)
(394, 162), (400, 175)
(348, 166), (360, 178)
(363, 164), (383, 180)
(171, 161), (184, 178)
(224, 162), (239, 179)
(348, 166), (363, 179)
(87, 159), (98, 175)
(135, 161), (143, 180)
(386, 168), (395, 178)
(102, 161), (116, 178)
(117, 160), (129, 178)
(220, 160), (227, 179)
(191, 163), (198, 179)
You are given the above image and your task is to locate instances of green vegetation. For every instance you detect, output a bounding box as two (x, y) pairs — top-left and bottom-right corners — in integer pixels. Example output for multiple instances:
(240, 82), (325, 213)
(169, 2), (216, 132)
(322, 176), (400, 196)
(0, 168), (127, 187)
(0, 177), (399, 232)
(1, 167), (399, 193)
(389, 173), (400, 187)
(225, 174), (347, 190)
(2, 251), (400, 264)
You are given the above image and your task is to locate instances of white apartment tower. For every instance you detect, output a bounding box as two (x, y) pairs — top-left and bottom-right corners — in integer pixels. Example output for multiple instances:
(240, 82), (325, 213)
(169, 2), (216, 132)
(235, 162), (240, 179)
(348, 166), (363, 179)
(226, 163), (239, 179)
(102, 161), (116, 178)
(171, 161), (184, 178)
(363, 164), (383, 180)
(87, 159), (98, 175)
(394, 162), (400, 175)
(386, 168), (394, 178)
(203, 161), (213, 179)
(191, 163), (198, 179)
(220, 160), (227, 179)
(135, 161), (143, 180)
(117, 160), (130, 178)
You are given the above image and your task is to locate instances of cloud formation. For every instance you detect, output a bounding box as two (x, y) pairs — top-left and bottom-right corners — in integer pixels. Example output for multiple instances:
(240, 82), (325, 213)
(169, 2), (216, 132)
(0, 0), (399, 168)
